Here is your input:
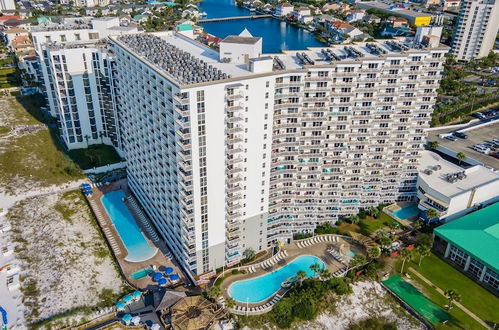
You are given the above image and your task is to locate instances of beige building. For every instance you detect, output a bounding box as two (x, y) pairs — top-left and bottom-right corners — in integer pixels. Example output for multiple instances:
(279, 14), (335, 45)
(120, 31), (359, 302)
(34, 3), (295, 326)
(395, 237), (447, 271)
(451, 0), (499, 60)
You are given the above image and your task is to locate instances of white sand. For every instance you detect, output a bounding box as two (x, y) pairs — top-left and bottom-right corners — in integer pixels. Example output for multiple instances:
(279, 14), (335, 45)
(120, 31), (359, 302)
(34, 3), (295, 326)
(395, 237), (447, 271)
(301, 281), (424, 330)
(7, 192), (123, 324)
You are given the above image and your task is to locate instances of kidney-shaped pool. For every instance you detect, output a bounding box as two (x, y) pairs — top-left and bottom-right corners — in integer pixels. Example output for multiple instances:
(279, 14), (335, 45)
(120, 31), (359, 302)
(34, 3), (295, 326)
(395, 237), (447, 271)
(228, 255), (325, 303)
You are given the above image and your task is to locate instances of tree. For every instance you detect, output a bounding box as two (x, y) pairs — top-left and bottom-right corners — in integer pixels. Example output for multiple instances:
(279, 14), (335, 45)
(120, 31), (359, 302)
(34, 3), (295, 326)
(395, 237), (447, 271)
(296, 270), (307, 286)
(243, 248), (256, 261)
(399, 249), (412, 273)
(425, 208), (438, 221)
(206, 286), (221, 299)
(416, 233), (434, 247)
(379, 235), (394, 248)
(412, 220), (423, 231)
(310, 263), (322, 277)
(225, 297), (236, 309)
(368, 246), (381, 259)
(367, 206), (379, 218)
(349, 254), (367, 269)
(317, 268), (332, 280)
(427, 141), (439, 150)
(349, 215), (360, 224)
(456, 152), (466, 165)
(444, 289), (461, 310)
(416, 245), (431, 266)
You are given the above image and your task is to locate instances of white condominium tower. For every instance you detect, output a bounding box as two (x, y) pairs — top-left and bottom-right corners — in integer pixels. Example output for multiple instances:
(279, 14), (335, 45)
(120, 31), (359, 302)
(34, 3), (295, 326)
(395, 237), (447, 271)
(32, 17), (139, 150)
(111, 32), (447, 279)
(451, 0), (499, 61)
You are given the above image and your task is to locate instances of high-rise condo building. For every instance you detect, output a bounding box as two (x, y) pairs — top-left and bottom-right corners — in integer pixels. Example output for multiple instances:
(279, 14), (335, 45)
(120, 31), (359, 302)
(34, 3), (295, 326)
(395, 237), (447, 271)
(451, 0), (499, 61)
(32, 17), (139, 150)
(110, 32), (447, 279)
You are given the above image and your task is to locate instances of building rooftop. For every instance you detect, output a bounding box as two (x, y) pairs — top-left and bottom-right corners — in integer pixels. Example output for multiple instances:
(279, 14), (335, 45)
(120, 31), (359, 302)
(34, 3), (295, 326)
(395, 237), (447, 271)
(222, 35), (261, 45)
(112, 32), (447, 86)
(359, 1), (432, 18)
(434, 202), (499, 272)
(418, 151), (499, 198)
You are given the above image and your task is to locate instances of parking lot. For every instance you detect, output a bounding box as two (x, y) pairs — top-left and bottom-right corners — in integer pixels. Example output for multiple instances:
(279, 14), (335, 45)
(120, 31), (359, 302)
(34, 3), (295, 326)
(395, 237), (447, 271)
(427, 121), (499, 169)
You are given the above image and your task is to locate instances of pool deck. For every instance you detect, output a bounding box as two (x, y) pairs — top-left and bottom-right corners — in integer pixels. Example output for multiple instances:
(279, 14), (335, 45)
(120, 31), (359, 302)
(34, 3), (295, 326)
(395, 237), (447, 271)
(220, 235), (365, 312)
(85, 180), (187, 290)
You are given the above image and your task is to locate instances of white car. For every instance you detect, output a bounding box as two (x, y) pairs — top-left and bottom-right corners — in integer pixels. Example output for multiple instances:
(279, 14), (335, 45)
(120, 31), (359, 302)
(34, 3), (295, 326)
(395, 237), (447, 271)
(473, 145), (491, 154)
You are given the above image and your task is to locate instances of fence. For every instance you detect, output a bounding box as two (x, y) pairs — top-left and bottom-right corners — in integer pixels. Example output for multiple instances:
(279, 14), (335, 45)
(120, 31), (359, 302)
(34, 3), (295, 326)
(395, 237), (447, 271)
(83, 161), (127, 174)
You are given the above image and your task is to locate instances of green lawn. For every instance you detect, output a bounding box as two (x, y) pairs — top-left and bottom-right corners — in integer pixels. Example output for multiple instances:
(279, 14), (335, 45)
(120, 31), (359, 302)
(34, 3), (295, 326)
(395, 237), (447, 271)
(67, 144), (123, 170)
(0, 66), (21, 88)
(358, 213), (394, 235)
(405, 269), (486, 330)
(414, 253), (499, 325)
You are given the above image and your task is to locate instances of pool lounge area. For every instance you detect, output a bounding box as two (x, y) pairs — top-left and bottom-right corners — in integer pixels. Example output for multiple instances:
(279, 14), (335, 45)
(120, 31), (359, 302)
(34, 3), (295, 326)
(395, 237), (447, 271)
(221, 234), (366, 315)
(84, 180), (185, 289)
(229, 255), (325, 303)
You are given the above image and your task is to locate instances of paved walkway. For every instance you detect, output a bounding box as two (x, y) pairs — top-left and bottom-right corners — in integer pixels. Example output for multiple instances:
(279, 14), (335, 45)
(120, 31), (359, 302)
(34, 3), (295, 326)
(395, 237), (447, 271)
(409, 267), (490, 329)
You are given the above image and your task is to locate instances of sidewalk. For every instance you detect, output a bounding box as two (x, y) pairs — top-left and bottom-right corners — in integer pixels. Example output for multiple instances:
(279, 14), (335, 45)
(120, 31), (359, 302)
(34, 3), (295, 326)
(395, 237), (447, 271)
(408, 267), (490, 329)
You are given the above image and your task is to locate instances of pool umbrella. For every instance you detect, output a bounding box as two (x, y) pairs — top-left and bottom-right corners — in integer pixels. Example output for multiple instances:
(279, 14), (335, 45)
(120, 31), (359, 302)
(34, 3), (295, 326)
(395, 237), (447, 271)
(153, 272), (163, 281)
(132, 291), (142, 300)
(158, 278), (167, 286)
(115, 301), (126, 310)
(170, 274), (179, 281)
(122, 314), (132, 324)
(164, 267), (174, 275)
(123, 295), (133, 304)
(131, 316), (141, 325)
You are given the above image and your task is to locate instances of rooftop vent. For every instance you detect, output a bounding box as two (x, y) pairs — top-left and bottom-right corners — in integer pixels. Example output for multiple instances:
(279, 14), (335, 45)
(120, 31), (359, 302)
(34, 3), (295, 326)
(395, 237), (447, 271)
(444, 171), (467, 183)
(117, 34), (229, 85)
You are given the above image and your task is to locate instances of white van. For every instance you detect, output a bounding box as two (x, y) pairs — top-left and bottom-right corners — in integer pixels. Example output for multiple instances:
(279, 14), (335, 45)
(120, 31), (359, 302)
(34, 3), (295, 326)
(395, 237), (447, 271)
(473, 145), (491, 154)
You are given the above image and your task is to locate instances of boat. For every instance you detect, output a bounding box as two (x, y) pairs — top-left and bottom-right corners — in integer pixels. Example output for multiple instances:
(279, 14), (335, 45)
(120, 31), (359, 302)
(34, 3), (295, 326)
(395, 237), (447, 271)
(281, 276), (298, 288)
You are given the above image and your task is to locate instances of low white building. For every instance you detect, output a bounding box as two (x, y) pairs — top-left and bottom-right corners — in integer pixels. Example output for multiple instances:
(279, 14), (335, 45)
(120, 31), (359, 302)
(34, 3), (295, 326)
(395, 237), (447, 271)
(346, 9), (365, 22)
(275, 2), (294, 16)
(219, 29), (262, 65)
(416, 151), (499, 222)
(0, 0), (15, 11)
(299, 15), (314, 24)
(293, 7), (311, 19)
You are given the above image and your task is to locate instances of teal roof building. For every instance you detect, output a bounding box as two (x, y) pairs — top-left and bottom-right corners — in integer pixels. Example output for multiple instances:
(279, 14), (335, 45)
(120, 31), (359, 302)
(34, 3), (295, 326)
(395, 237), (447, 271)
(434, 202), (499, 293)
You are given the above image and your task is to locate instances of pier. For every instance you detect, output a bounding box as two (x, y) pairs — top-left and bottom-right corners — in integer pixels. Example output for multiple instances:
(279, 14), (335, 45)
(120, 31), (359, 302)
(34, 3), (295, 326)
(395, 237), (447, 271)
(198, 14), (272, 23)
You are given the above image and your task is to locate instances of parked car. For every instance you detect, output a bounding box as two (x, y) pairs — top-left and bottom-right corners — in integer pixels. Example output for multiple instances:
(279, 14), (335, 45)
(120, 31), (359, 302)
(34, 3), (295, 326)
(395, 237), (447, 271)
(473, 145), (491, 154)
(471, 112), (486, 119)
(490, 152), (499, 159)
(445, 135), (457, 141)
(453, 132), (468, 139)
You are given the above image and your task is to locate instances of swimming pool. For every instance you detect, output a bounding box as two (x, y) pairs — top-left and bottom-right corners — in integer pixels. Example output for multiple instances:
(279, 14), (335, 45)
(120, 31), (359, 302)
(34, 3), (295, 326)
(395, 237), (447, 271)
(348, 250), (356, 258)
(131, 267), (153, 280)
(101, 190), (158, 262)
(392, 204), (420, 220)
(228, 255), (325, 303)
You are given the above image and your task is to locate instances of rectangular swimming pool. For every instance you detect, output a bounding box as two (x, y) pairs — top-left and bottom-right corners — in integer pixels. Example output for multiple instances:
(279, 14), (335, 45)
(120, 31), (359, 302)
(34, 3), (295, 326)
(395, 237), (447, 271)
(101, 190), (158, 262)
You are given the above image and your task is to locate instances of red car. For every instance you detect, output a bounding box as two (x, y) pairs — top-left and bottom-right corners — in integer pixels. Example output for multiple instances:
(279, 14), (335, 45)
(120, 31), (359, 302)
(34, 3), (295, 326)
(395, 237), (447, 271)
(491, 152), (499, 159)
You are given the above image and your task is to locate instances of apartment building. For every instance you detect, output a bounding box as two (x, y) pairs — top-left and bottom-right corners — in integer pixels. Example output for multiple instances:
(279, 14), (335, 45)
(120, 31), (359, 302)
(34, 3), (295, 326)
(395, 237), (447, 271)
(110, 32), (447, 278)
(32, 17), (139, 150)
(450, 0), (499, 61)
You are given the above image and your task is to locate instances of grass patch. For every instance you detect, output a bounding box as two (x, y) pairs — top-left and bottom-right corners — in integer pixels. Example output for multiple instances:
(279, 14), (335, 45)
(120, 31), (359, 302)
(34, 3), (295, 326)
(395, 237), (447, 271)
(0, 129), (84, 189)
(338, 222), (361, 233)
(67, 144), (123, 170)
(412, 253), (499, 325)
(358, 213), (393, 236)
(0, 66), (21, 87)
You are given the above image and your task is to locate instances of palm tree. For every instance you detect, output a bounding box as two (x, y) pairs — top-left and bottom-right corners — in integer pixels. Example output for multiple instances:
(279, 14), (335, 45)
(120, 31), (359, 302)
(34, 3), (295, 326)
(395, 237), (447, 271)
(444, 289), (461, 310)
(225, 297), (236, 309)
(399, 249), (412, 273)
(243, 248), (256, 261)
(296, 270), (307, 286)
(416, 245), (431, 266)
(318, 268), (331, 280)
(368, 246), (381, 259)
(412, 220), (423, 231)
(427, 141), (439, 150)
(349, 215), (360, 224)
(425, 208), (438, 221)
(207, 286), (221, 300)
(310, 263), (322, 277)
(367, 206), (379, 218)
(456, 152), (466, 165)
